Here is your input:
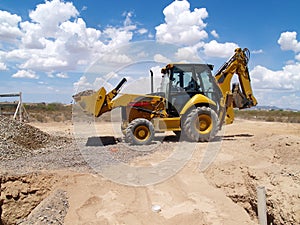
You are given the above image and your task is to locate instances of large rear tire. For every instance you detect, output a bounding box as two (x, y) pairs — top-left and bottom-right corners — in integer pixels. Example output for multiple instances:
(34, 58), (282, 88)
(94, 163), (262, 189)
(125, 118), (155, 145)
(183, 106), (218, 142)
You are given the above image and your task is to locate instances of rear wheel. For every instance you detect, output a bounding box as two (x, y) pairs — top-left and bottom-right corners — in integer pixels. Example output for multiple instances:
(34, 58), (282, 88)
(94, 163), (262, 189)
(183, 106), (218, 142)
(125, 118), (155, 145)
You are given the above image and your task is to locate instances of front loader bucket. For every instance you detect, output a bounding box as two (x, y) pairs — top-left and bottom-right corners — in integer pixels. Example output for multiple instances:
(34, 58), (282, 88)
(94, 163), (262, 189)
(73, 87), (107, 117)
(73, 78), (126, 117)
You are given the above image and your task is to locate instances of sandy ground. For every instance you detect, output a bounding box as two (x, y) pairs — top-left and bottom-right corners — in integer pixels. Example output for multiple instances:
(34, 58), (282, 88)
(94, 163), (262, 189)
(2, 119), (300, 224)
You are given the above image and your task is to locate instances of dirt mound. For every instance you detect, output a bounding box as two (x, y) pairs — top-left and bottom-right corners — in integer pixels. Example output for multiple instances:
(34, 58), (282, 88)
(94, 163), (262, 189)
(0, 115), (71, 160)
(272, 135), (300, 165)
(205, 163), (300, 225)
(19, 189), (69, 225)
(0, 173), (58, 225)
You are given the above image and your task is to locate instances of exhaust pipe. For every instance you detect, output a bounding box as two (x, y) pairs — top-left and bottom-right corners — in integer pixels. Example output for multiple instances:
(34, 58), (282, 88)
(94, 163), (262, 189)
(115, 77), (127, 92)
(150, 70), (154, 93)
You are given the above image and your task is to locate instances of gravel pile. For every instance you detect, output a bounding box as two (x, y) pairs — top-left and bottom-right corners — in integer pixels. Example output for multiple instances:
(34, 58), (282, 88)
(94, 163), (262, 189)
(72, 90), (95, 102)
(0, 115), (71, 160)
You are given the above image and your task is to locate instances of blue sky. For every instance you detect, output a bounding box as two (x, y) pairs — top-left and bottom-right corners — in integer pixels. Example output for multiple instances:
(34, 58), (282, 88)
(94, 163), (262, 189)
(0, 0), (300, 109)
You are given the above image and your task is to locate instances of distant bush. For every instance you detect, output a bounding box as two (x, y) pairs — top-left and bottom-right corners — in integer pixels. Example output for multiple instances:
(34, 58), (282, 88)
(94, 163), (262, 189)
(235, 109), (300, 123)
(24, 103), (72, 122)
(16, 103), (300, 124)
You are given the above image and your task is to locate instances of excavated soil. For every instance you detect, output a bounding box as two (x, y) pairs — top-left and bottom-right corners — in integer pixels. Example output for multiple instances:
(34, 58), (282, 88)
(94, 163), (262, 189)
(0, 117), (299, 224)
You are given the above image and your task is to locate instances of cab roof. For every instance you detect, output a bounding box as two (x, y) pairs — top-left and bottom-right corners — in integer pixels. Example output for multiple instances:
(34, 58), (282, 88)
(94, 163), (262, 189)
(164, 63), (214, 71)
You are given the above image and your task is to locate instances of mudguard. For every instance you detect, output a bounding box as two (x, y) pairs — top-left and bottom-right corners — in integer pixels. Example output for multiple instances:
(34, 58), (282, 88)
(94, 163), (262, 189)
(180, 94), (217, 115)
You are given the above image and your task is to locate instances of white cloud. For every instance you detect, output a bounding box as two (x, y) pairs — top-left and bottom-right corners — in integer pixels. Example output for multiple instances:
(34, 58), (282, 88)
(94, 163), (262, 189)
(100, 51), (132, 64)
(0, 10), (22, 43)
(155, 0), (208, 45)
(46, 72), (54, 78)
(20, 55), (68, 71)
(12, 70), (39, 79)
(246, 31), (300, 109)
(1, 0), (139, 75)
(5, 49), (31, 60)
(99, 11), (136, 49)
(251, 49), (263, 54)
(73, 75), (115, 93)
(274, 93), (300, 109)
(81, 6), (87, 12)
(278, 31), (300, 62)
(175, 46), (202, 62)
(73, 76), (92, 91)
(203, 40), (239, 58)
(210, 30), (219, 38)
(148, 32), (154, 39)
(104, 71), (120, 80)
(250, 63), (300, 91)
(153, 54), (170, 63)
(28, 0), (79, 36)
(278, 31), (300, 53)
(123, 11), (134, 27)
(138, 28), (148, 35)
(93, 77), (114, 91)
(150, 66), (162, 77)
(0, 62), (7, 70)
(154, 1), (240, 60)
(56, 72), (69, 78)
(136, 51), (148, 58)
(103, 26), (134, 48)
(254, 90), (300, 110)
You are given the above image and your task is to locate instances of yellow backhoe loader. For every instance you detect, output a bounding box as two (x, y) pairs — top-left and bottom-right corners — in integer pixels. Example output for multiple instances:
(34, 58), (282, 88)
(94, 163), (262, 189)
(73, 48), (257, 145)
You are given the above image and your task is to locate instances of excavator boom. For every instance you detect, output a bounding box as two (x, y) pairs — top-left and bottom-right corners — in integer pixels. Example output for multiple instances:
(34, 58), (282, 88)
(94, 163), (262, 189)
(215, 48), (257, 124)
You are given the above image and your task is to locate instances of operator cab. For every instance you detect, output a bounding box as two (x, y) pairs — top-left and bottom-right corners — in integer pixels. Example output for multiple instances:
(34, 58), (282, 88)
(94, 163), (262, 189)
(160, 63), (222, 117)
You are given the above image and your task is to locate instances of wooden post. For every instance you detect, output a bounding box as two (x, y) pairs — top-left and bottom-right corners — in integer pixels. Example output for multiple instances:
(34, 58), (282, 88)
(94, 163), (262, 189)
(257, 186), (267, 225)
(19, 92), (22, 122)
(0, 92), (28, 122)
(14, 102), (20, 120)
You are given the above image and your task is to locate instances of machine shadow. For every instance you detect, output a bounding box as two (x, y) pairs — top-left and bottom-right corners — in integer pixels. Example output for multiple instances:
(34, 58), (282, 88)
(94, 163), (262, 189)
(221, 133), (254, 141)
(155, 134), (223, 143)
(85, 136), (118, 146)
(84, 133), (250, 147)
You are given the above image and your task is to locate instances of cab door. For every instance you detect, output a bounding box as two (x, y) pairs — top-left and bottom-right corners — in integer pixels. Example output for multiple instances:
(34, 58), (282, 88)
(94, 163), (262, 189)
(168, 65), (200, 116)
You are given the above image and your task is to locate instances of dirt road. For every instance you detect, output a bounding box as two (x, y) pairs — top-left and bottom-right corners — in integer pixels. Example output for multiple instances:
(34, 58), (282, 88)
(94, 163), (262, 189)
(0, 119), (299, 224)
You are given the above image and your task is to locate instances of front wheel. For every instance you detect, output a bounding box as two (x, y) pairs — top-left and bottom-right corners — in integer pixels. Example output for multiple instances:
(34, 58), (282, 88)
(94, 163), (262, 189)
(125, 118), (155, 145)
(183, 106), (218, 142)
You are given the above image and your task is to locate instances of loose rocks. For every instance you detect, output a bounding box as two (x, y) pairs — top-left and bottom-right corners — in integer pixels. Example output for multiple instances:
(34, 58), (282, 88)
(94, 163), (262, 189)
(18, 189), (69, 225)
(0, 115), (71, 160)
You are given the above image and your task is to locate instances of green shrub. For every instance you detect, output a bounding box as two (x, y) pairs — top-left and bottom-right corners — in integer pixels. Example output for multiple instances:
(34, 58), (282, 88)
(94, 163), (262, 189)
(235, 109), (300, 123)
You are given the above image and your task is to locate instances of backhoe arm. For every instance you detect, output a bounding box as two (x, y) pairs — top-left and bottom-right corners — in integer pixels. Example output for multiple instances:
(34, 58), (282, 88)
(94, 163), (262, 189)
(215, 48), (257, 124)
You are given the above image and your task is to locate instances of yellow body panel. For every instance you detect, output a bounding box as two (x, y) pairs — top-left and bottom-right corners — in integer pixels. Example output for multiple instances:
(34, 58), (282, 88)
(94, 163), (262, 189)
(180, 94), (216, 115)
(152, 117), (181, 131)
(111, 94), (162, 108)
